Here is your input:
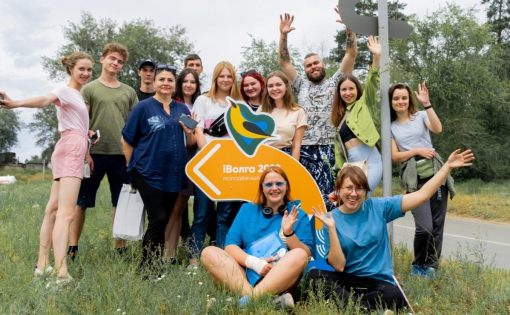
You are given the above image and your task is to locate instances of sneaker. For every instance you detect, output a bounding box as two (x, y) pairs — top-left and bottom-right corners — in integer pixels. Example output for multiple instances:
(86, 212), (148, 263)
(55, 274), (73, 286)
(238, 295), (251, 308)
(274, 293), (294, 310)
(34, 265), (54, 277)
(411, 265), (435, 279)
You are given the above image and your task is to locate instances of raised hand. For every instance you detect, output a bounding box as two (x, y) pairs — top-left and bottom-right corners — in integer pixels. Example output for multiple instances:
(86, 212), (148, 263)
(279, 13), (295, 35)
(367, 35), (381, 56)
(0, 91), (15, 108)
(415, 82), (430, 106)
(281, 205), (299, 235)
(312, 207), (335, 230)
(446, 149), (475, 169)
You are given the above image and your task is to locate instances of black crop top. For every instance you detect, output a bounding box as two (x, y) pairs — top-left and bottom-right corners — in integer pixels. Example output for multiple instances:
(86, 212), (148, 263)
(339, 121), (357, 143)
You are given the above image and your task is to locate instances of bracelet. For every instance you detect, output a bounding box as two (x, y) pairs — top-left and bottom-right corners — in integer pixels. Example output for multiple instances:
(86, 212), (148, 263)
(424, 104), (433, 110)
(283, 230), (295, 238)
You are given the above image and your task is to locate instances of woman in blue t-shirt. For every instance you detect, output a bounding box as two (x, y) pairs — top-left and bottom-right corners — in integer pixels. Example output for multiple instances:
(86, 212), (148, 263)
(308, 149), (474, 311)
(200, 166), (314, 309)
(121, 65), (196, 270)
(389, 82), (452, 278)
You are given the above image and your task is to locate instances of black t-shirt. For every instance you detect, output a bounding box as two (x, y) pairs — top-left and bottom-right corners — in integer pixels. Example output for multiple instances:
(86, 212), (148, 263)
(136, 88), (155, 101)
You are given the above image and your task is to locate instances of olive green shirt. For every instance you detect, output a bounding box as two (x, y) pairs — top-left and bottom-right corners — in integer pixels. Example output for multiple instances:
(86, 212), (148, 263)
(82, 79), (138, 155)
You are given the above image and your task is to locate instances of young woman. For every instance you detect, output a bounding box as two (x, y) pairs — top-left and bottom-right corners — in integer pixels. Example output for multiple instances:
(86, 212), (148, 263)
(257, 71), (307, 161)
(240, 70), (265, 111)
(331, 36), (382, 192)
(389, 82), (452, 277)
(163, 68), (201, 262)
(121, 64), (196, 270)
(0, 52), (93, 283)
(191, 61), (242, 260)
(200, 166), (313, 309)
(309, 149), (474, 311)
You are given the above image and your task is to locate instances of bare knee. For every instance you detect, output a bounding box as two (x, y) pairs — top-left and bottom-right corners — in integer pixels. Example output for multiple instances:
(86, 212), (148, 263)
(200, 246), (222, 266)
(288, 247), (309, 262)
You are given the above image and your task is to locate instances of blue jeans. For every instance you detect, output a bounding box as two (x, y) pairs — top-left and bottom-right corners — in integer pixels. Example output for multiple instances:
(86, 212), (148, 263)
(215, 201), (243, 249)
(190, 187), (215, 257)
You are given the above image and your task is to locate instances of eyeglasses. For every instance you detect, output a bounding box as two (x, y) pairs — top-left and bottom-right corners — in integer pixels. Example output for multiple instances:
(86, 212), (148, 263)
(156, 64), (177, 74)
(241, 69), (259, 77)
(262, 181), (287, 189)
(341, 186), (366, 194)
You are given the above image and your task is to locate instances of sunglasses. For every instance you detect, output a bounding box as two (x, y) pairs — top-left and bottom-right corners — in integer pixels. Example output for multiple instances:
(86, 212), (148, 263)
(156, 64), (177, 74)
(262, 181), (287, 189)
(241, 69), (259, 77)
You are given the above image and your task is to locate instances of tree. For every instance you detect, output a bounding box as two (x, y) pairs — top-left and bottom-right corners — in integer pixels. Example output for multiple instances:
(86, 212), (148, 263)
(329, 0), (408, 71)
(0, 110), (20, 152)
(32, 12), (194, 155)
(391, 4), (510, 180)
(239, 35), (302, 77)
(481, 0), (510, 44)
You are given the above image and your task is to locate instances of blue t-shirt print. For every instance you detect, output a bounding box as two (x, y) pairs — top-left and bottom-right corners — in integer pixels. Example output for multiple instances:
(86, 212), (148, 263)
(148, 115), (166, 133)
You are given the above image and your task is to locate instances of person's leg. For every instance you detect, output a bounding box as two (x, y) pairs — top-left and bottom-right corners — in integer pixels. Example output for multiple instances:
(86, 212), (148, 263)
(215, 201), (242, 249)
(359, 279), (406, 311)
(70, 154), (105, 251)
(164, 193), (189, 260)
(200, 246), (253, 296)
(206, 207), (217, 245)
(52, 177), (82, 278)
(300, 145), (335, 210)
(410, 191), (433, 268)
(106, 155), (129, 250)
(180, 203), (191, 240)
(306, 269), (352, 302)
(428, 185), (448, 268)
(252, 248), (309, 297)
(190, 187), (214, 258)
(35, 181), (59, 272)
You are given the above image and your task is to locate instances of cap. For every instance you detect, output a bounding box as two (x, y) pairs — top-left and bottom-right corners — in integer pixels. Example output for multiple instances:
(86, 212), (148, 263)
(138, 59), (156, 70)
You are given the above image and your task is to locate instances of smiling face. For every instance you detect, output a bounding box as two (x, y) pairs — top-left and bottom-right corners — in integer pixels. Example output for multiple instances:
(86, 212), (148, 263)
(154, 70), (176, 97)
(100, 52), (125, 75)
(242, 76), (262, 101)
(337, 176), (366, 213)
(266, 76), (286, 102)
(70, 58), (93, 88)
(391, 88), (410, 114)
(339, 79), (358, 105)
(262, 171), (288, 208)
(304, 55), (326, 83)
(216, 67), (234, 93)
(182, 73), (198, 98)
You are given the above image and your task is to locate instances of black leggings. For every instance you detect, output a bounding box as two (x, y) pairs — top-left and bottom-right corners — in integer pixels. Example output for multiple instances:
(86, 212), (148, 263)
(307, 269), (406, 311)
(131, 170), (178, 267)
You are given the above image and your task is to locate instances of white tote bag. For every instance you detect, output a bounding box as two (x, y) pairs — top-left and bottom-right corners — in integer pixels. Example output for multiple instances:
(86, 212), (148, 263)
(113, 184), (145, 241)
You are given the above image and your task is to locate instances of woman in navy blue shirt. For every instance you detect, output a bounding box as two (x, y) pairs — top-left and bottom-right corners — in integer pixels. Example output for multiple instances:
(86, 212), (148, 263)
(121, 65), (196, 270)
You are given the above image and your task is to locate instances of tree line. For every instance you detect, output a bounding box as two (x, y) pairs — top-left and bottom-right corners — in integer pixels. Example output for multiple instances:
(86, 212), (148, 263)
(2, 0), (509, 180)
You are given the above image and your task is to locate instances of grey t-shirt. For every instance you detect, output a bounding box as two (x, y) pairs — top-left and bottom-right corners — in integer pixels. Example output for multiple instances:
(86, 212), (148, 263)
(292, 69), (342, 146)
(391, 111), (433, 152)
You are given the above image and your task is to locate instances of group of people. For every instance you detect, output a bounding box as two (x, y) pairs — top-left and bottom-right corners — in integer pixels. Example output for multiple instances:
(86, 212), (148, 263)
(0, 7), (475, 312)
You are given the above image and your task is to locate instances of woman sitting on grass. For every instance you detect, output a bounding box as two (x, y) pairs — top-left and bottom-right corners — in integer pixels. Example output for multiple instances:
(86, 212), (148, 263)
(200, 166), (314, 309)
(309, 149), (474, 311)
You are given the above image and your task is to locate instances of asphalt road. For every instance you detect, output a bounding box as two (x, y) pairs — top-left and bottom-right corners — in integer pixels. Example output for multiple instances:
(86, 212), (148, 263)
(392, 214), (510, 270)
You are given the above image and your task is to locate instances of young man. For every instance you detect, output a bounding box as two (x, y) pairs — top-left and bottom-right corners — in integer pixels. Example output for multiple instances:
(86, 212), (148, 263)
(184, 53), (210, 92)
(68, 42), (139, 258)
(278, 12), (357, 207)
(136, 59), (156, 101)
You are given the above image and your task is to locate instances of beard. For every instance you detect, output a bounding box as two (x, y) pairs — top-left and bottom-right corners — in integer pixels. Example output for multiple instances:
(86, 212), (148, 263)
(305, 67), (326, 83)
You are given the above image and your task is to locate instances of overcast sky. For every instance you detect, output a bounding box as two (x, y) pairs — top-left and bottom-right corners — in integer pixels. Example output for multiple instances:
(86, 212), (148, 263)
(0, 0), (482, 161)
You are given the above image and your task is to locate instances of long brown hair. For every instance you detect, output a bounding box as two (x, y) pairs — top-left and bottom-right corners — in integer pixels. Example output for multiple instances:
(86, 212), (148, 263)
(331, 74), (363, 127)
(254, 166), (292, 206)
(388, 83), (418, 122)
(60, 52), (93, 75)
(261, 71), (300, 113)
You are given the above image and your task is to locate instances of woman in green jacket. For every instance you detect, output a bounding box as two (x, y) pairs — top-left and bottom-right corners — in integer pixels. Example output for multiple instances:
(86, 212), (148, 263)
(330, 36), (382, 192)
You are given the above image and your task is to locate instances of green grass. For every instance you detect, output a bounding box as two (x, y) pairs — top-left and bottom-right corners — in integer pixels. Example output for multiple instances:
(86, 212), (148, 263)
(1, 177), (510, 314)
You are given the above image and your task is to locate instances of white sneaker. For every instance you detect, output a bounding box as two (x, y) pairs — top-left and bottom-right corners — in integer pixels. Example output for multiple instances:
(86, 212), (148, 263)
(33, 265), (54, 277)
(55, 274), (73, 285)
(274, 293), (294, 310)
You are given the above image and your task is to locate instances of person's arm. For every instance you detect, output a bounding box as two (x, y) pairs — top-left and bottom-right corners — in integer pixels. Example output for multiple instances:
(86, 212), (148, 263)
(391, 139), (437, 163)
(281, 206), (311, 256)
(290, 126), (305, 161)
(278, 13), (298, 81)
(120, 137), (134, 166)
(312, 208), (346, 271)
(401, 149), (474, 211)
(415, 82), (442, 134)
(336, 5), (358, 75)
(225, 245), (273, 277)
(0, 91), (57, 109)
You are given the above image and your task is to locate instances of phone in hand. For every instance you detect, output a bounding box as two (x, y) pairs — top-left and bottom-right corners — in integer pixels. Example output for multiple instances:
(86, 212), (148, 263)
(179, 113), (198, 129)
(89, 130), (100, 142)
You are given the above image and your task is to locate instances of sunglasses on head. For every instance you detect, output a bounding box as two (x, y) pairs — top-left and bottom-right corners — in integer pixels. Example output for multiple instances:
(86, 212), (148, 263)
(241, 69), (259, 77)
(156, 64), (177, 74)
